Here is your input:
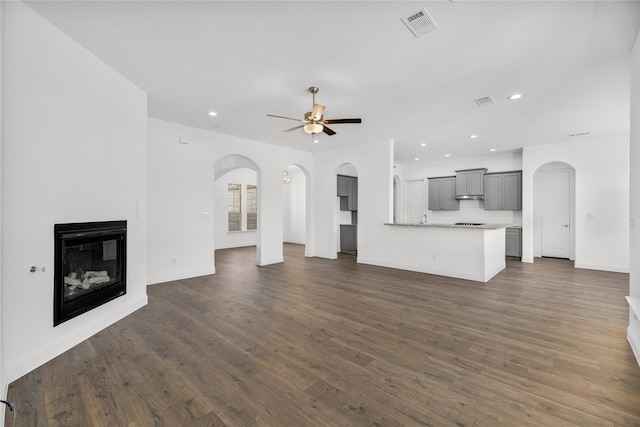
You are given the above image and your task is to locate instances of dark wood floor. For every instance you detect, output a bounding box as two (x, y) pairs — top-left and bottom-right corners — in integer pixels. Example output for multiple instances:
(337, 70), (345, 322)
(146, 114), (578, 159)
(6, 244), (640, 426)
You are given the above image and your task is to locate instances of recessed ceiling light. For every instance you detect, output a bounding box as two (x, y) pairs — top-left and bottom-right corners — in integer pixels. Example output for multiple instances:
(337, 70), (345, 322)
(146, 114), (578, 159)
(419, 143), (427, 147)
(508, 93), (522, 100)
(469, 135), (478, 139)
(444, 154), (451, 157)
(489, 148), (496, 152)
(313, 139), (319, 144)
(208, 111), (218, 117)
(414, 157), (420, 161)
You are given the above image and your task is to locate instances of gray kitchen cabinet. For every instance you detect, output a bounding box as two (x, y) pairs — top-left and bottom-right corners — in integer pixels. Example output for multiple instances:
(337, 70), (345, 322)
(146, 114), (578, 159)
(337, 175), (349, 196)
(456, 168), (487, 197)
(502, 172), (522, 210)
(483, 171), (522, 211)
(428, 176), (459, 211)
(482, 174), (502, 210)
(506, 227), (522, 257)
(338, 175), (357, 211)
(348, 176), (357, 211)
(340, 225), (357, 253)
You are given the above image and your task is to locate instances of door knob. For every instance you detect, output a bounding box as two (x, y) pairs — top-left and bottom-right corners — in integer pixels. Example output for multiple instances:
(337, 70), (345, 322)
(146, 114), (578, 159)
(561, 224), (570, 227)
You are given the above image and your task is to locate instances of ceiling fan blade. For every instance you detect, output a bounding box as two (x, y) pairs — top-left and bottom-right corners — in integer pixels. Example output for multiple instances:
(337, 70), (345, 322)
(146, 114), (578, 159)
(323, 118), (362, 124)
(311, 104), (325, 121)
(283, 125), (305, 133)
(322, 126), (336, 136)
(267, 114), (303, 122)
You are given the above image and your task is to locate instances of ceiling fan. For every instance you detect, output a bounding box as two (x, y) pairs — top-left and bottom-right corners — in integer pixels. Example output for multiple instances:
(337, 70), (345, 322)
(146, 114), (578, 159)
(267, 86), (362, 136)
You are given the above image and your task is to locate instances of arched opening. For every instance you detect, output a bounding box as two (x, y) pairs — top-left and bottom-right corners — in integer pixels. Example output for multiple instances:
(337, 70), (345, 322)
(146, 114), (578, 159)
(533, 161), (576, 260)
(213, 154), (261, 266)
(282, 164), (309, 259)
(336, 163), (358, 259)
(393, 175), (401, 224)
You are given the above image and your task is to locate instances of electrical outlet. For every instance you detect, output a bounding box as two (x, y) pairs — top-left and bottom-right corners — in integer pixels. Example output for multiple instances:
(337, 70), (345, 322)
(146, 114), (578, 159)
(171, 258), (177, 265)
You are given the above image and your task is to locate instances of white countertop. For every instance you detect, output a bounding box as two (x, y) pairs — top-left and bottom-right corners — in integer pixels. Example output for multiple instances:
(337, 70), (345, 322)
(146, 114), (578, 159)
(385, 223), (516, 230)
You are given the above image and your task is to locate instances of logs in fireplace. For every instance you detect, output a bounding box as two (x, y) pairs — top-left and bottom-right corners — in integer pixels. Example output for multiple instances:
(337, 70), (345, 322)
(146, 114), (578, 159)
(54, 221), (127, 326)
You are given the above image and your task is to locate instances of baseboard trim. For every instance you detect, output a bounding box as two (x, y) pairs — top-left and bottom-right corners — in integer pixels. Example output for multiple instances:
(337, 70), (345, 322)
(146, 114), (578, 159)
(3, 294), (147, 384)
(574, 262), (630, 274)
(357, 256), (495, 283)
(283, 239), (305, 245)
(147, 268), (215, 285)
(214, 242), (257, 250)
(627, 327), (640, 368)
(257, 257), (284, 267)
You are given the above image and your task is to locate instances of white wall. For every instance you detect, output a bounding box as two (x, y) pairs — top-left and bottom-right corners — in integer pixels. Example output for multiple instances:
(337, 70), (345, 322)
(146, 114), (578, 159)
(283, 166), (306, 244)
(0, 0), (5, 404)
(399, 151), (524, 225)
(147, 118), (315, 284)
(523, 136), (630, 272)
(215, 168), (258, 249)
(314, 139), (393, 259)
(2, 2), (148, 383)
(628, 29), (640, 365)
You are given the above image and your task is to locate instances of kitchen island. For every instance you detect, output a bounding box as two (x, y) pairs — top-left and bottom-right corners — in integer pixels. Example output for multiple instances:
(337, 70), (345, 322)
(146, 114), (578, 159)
(362, 223), (512, 282)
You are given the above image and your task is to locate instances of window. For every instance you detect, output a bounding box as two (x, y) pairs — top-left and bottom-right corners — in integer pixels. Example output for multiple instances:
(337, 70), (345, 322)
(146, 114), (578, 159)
(247, 185), (257, 230)
(228, 183), (241, 231)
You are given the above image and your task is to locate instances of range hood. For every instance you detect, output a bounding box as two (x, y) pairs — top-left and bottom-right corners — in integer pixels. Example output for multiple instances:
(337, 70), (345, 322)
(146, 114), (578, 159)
(455, 168), (487, 201)
(455, 194), (484, 200)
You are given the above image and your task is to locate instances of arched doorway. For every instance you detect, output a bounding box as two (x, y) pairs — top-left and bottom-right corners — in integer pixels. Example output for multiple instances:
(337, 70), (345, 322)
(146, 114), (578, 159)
(336, 163), (358, 257)
(282, 164), (309, 259)
(393, 175), (401, 223)
(533, 161), (576, 260)
(214, 154), (261, 265)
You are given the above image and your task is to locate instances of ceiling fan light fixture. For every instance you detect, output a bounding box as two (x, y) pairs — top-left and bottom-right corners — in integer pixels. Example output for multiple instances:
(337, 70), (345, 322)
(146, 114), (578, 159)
(311, 104), (325, 121)
(304, 123), (323, 134)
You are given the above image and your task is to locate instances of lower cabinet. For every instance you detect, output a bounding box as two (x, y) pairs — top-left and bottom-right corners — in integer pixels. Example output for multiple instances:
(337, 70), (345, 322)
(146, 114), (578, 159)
(506, 227), (522, 257)
(340, 225), (357, 253)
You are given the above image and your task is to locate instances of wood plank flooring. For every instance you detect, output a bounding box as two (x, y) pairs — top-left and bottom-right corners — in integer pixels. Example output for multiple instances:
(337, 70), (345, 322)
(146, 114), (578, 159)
(6, 244), (640, 426)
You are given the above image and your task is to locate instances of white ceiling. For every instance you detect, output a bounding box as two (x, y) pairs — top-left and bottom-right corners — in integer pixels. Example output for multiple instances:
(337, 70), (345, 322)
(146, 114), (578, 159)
(24, 1), (640, 165)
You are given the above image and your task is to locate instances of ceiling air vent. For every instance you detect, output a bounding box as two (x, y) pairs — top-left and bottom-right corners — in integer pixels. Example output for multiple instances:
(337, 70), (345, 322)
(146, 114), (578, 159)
(402, 7), (439, 38)
(474, 96), (494, 107)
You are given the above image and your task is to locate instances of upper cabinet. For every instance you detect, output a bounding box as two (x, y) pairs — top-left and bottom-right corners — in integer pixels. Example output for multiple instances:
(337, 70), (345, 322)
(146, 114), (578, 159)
(337, 175), (349, 196)
(483, 171), (522, 211)
(337, 174), (358, 211)
(455, 168), (487, 198)
(428, 176), (459, 211)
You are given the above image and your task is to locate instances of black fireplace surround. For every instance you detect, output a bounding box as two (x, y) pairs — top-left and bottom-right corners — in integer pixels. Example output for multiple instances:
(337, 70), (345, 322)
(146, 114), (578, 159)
(54, 221), (127, 326)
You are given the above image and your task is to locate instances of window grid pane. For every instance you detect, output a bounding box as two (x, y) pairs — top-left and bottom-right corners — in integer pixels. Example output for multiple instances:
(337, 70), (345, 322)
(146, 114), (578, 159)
(228, 183), (241, 232)
(247, 185), (257, 230)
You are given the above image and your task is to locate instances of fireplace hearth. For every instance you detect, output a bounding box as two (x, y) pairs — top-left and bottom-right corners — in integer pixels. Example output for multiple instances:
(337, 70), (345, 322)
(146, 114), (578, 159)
(54, 221), (127, 326)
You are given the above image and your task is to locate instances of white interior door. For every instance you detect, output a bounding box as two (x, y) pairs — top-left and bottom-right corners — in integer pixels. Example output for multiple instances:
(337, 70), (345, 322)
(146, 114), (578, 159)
(540, 169), (571, 258)
(406, 180), (424, 224)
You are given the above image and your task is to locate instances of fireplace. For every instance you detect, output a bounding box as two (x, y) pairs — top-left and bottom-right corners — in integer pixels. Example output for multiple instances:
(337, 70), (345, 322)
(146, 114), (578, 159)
(54, 221), (127, 326)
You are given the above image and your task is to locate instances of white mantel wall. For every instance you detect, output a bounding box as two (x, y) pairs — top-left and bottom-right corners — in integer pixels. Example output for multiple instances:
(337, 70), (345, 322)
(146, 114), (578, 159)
(628, 28), (640, 365)
(0, 0), (5, 404)
(147, 118), (315, 285)
(2, 2), (148, 384)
